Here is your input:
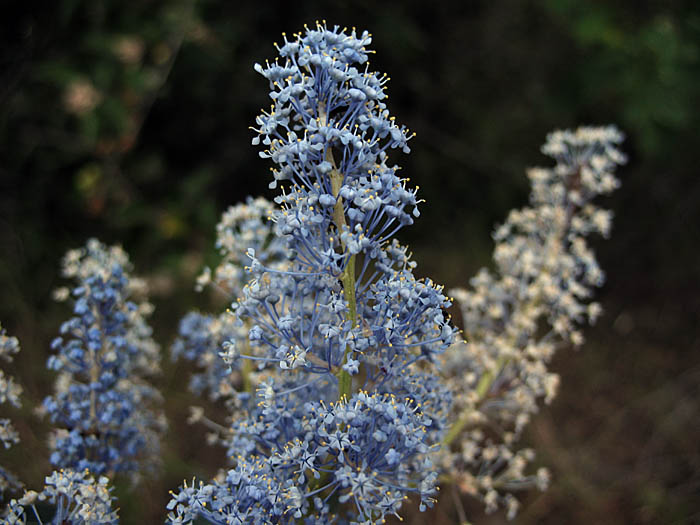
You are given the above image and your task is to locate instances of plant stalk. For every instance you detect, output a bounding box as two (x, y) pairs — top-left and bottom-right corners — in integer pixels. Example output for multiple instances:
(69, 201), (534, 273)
(318, 103), (358, 402)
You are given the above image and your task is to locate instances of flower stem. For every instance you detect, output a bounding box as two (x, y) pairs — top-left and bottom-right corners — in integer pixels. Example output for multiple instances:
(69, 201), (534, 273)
(318, 103), (358, 402)
(336, 255), (357, 400)
(442, 355), (509, 447)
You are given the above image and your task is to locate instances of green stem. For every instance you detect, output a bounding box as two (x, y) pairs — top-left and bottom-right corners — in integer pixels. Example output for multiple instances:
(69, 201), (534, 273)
(336, 255), (357, 400)
(442, 355), (509, 447)
(442, 286), (546, 448)
(241, 355), (253, 393)
(318, 103), (358, 402)
(304, 107), (357, 513)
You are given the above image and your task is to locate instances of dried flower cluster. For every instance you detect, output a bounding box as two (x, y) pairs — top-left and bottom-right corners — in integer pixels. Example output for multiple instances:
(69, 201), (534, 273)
(440, 126), (625, 518)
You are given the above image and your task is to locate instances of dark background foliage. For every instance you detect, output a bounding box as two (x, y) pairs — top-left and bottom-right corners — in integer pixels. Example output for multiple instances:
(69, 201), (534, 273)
(1, 0), (699, 522)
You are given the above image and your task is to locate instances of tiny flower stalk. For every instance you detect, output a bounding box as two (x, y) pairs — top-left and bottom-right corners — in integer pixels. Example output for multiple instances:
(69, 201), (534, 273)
(335, 252), (358, 400)
(442, 355), (506, 448)
(240, 354), (255, 394)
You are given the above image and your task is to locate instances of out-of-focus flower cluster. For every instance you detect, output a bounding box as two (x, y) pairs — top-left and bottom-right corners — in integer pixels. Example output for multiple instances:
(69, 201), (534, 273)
(6, 469), (117, 524)
(43, 239), (166, 481)
(1, 327), (120, 523)
(172, 196), (287, 412)
(195, 196), (288, 296)
(440, 126), (625, 518)
(0, 326), (22, 497)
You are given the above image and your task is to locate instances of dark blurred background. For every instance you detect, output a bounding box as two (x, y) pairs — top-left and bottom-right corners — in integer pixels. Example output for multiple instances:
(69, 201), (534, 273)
(1, 0), (699, 523)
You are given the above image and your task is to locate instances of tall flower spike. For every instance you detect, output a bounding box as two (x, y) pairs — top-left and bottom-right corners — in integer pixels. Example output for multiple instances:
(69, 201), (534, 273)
(168, 22), (456, 523)
(43, 239), (166, 482)
(0, 324), (23, 497)
(440, 126), (625, 518)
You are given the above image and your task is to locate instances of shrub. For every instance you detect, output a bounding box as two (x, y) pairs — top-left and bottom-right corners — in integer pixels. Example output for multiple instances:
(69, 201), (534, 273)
(1, 22), (624, 524)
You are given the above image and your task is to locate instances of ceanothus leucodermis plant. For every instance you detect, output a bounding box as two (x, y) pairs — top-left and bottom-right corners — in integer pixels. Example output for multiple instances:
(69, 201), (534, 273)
(0, 24), (626, 525)
(166, 22), (456, 524)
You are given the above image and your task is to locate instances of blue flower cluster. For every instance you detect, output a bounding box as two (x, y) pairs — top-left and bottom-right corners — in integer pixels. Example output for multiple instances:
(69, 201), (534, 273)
(168, 392), (439, 524)
(172, 311), (244, 403)
(167, 22), (456, 523)
(6, 469), (117, 524)
(1, 329), (121, 523)
(43, 240), (165, 481)
(196, 196), (288, 295)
